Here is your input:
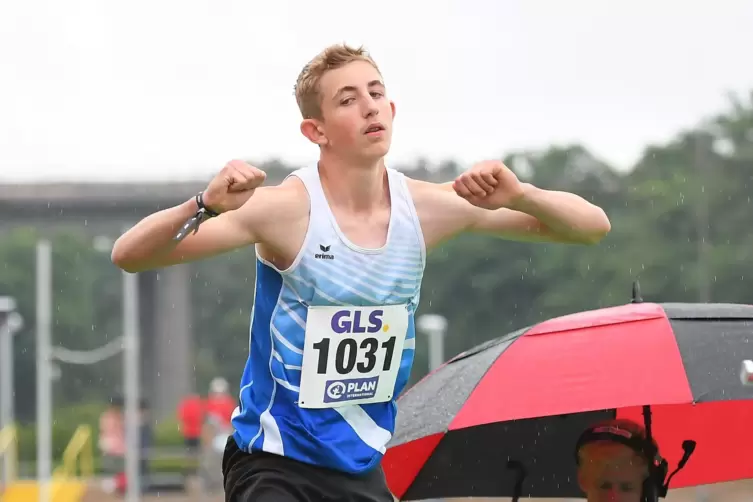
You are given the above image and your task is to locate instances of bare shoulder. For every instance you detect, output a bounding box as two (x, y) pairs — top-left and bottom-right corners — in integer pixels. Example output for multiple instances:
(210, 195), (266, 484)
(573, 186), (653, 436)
(238, 174), (310, 269)
(237, 175), (310, 224)
(404, 176), (477, 248)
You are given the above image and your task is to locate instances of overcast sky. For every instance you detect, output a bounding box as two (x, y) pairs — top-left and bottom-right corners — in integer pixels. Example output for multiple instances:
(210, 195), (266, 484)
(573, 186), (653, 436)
(1, 0), (752, 183)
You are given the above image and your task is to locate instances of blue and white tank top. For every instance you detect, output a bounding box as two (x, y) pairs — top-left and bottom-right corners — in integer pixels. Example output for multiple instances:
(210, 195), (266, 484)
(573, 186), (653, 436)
(231, 164), (426, 474)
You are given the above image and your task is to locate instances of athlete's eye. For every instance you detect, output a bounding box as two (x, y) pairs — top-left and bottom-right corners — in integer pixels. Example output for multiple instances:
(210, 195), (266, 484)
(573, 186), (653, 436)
(370, 91), (384, 99)
(340, 97), (355, 106)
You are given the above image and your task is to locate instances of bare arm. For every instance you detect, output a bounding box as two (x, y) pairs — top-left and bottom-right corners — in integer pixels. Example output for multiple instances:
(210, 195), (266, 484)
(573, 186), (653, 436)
(469, 184), (611, 244)
(112, 182), (305, 273)
(408, 179), (610, 249)
(111, 198), (247, 273)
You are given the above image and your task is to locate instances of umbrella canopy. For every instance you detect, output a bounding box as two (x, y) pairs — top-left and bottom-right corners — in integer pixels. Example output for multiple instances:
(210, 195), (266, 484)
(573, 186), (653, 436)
(383, 302), (753, 500)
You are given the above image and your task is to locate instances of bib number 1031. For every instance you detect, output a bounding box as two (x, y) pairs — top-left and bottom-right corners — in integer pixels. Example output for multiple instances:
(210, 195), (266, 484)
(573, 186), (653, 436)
(312, 336), (396, 375)
(299, 305), (409, 408)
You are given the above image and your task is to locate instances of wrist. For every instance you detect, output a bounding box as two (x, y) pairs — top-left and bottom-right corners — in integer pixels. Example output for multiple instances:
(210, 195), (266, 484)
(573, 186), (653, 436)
(172, 193), (219, 242)
(196, 191), (220, 217)
(181, 197), (201, 216)
(507, 183), (541, 212)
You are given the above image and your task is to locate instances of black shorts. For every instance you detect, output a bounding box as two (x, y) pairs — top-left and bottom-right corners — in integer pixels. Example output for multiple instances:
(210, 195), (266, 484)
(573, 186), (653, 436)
(222, 436), (394, 502)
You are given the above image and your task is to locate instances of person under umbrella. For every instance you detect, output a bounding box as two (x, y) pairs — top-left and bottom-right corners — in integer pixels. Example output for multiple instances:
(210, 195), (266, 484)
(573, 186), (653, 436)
(576, 419), (664, 502)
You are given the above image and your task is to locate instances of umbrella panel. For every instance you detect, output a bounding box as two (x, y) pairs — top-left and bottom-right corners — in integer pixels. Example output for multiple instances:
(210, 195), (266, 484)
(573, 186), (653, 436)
(667, 319), (753, 402)
(401, 410), (614, 501)
(391, 332), (520, 445)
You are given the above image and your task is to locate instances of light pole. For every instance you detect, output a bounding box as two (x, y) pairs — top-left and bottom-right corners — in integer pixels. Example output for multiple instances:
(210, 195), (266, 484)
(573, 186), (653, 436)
(36, 239), (53, 502)
(417, 314), (448, 372)
(92, 233), (142, 500)
(1, 301), (23, 429)
(122, 269), (141, 502)
(1, 297), (23, 487)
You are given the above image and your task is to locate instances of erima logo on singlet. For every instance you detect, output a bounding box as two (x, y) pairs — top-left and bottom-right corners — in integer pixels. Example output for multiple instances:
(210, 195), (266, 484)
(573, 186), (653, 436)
(315, 244), (334, 260)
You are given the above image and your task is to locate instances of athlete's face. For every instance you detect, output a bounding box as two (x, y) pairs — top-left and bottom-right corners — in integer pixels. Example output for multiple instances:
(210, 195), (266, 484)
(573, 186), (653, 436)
(578, 443), (647, 502)
(302, 60), (395, 163)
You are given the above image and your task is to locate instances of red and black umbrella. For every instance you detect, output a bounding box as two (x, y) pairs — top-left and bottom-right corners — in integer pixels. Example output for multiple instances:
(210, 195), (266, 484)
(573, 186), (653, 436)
(383, 300), (753, 501)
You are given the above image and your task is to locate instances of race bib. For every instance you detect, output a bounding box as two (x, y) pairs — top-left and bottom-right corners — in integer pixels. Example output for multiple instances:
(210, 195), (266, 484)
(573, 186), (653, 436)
(297, 305), (409, 409)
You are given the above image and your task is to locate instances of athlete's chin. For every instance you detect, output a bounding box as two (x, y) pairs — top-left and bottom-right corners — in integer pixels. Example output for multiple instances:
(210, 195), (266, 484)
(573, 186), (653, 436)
(361, 139), (392, 158)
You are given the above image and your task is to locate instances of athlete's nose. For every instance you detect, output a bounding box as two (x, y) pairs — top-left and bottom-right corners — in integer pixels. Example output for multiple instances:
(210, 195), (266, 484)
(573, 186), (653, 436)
(362, 96), (379, 118)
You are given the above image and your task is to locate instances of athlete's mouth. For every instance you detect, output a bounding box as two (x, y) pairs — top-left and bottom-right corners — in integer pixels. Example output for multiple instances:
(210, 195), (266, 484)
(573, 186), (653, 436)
(363, 123), (385, 134)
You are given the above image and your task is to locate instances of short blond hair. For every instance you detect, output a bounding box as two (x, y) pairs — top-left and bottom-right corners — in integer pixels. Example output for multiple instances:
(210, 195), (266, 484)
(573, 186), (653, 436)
(294, 44), (381, 119)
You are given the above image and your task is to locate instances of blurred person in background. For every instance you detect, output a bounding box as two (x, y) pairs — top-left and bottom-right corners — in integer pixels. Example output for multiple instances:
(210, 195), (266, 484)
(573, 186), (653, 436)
(177, 392), (204, 457)
(575, 419), (661, 502)
(205, 377), (236, 428)
(139, 398), (154, 481)
(110, 398), (156, 495)
(201, 378), (235, 494)
(98, 395), (125, 475)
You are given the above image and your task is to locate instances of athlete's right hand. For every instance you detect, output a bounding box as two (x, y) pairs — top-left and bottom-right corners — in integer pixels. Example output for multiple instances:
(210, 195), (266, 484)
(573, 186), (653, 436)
(202, 160), (267, 214)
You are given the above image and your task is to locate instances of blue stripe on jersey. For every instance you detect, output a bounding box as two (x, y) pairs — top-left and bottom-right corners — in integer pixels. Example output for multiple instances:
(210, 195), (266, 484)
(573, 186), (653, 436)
(232, 259), (283, 452)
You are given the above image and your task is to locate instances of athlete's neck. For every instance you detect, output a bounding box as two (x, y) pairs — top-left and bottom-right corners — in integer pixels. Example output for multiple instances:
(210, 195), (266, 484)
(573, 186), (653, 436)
(317, 155), (388, 213)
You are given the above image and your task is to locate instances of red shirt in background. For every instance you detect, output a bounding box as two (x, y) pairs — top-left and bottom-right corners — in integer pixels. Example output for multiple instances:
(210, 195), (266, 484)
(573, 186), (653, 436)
(205, 393), (236, 428)
(177, 394), (204, 439)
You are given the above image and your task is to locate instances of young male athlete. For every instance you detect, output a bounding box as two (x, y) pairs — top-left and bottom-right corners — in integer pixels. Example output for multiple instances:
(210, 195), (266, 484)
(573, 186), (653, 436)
(112, 44), (611, 501)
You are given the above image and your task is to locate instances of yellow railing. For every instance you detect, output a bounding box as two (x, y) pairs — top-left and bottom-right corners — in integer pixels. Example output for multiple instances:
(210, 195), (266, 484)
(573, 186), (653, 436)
(52, 425), (94, 481)
(0, 425), (18, 484)
(45, 425), (93, 501)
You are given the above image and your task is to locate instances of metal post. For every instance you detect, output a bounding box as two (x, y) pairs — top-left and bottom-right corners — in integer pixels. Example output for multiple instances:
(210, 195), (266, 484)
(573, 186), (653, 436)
(36, 240), (52, 502)
(0, 297), (17, 432)
(1, 326), (14, 442)
(1, 297), (21, 487)
(1, 309), (22, 431)
(123, 270), (141, 501)
(0, 322), (11, 488)
(417, 314), (448, 372)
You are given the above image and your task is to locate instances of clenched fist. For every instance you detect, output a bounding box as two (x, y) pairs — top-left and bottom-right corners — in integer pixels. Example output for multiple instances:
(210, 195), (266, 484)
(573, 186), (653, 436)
(452, 160), (525, 210)
(203, 160), (267, 214)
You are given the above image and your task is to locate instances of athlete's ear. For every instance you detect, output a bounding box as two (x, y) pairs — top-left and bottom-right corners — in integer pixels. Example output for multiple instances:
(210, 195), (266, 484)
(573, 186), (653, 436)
(390, 100), (396, 120)
(300, 119), (328, 146)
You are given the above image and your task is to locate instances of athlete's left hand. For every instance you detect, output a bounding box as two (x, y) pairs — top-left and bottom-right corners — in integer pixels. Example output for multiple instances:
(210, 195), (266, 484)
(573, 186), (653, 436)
(452, 160), (526, 210)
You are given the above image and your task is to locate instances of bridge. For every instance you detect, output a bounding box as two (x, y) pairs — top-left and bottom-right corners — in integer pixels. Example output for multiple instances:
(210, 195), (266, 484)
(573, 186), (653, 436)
(0, 168), (448, 417)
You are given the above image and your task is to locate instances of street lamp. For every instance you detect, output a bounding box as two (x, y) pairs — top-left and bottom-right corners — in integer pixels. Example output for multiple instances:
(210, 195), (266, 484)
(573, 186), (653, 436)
(1, 297), (23, 487)
(417, 314), (448, 372)
(36, 239), (53, 502)
(1, 302), (23, 428)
